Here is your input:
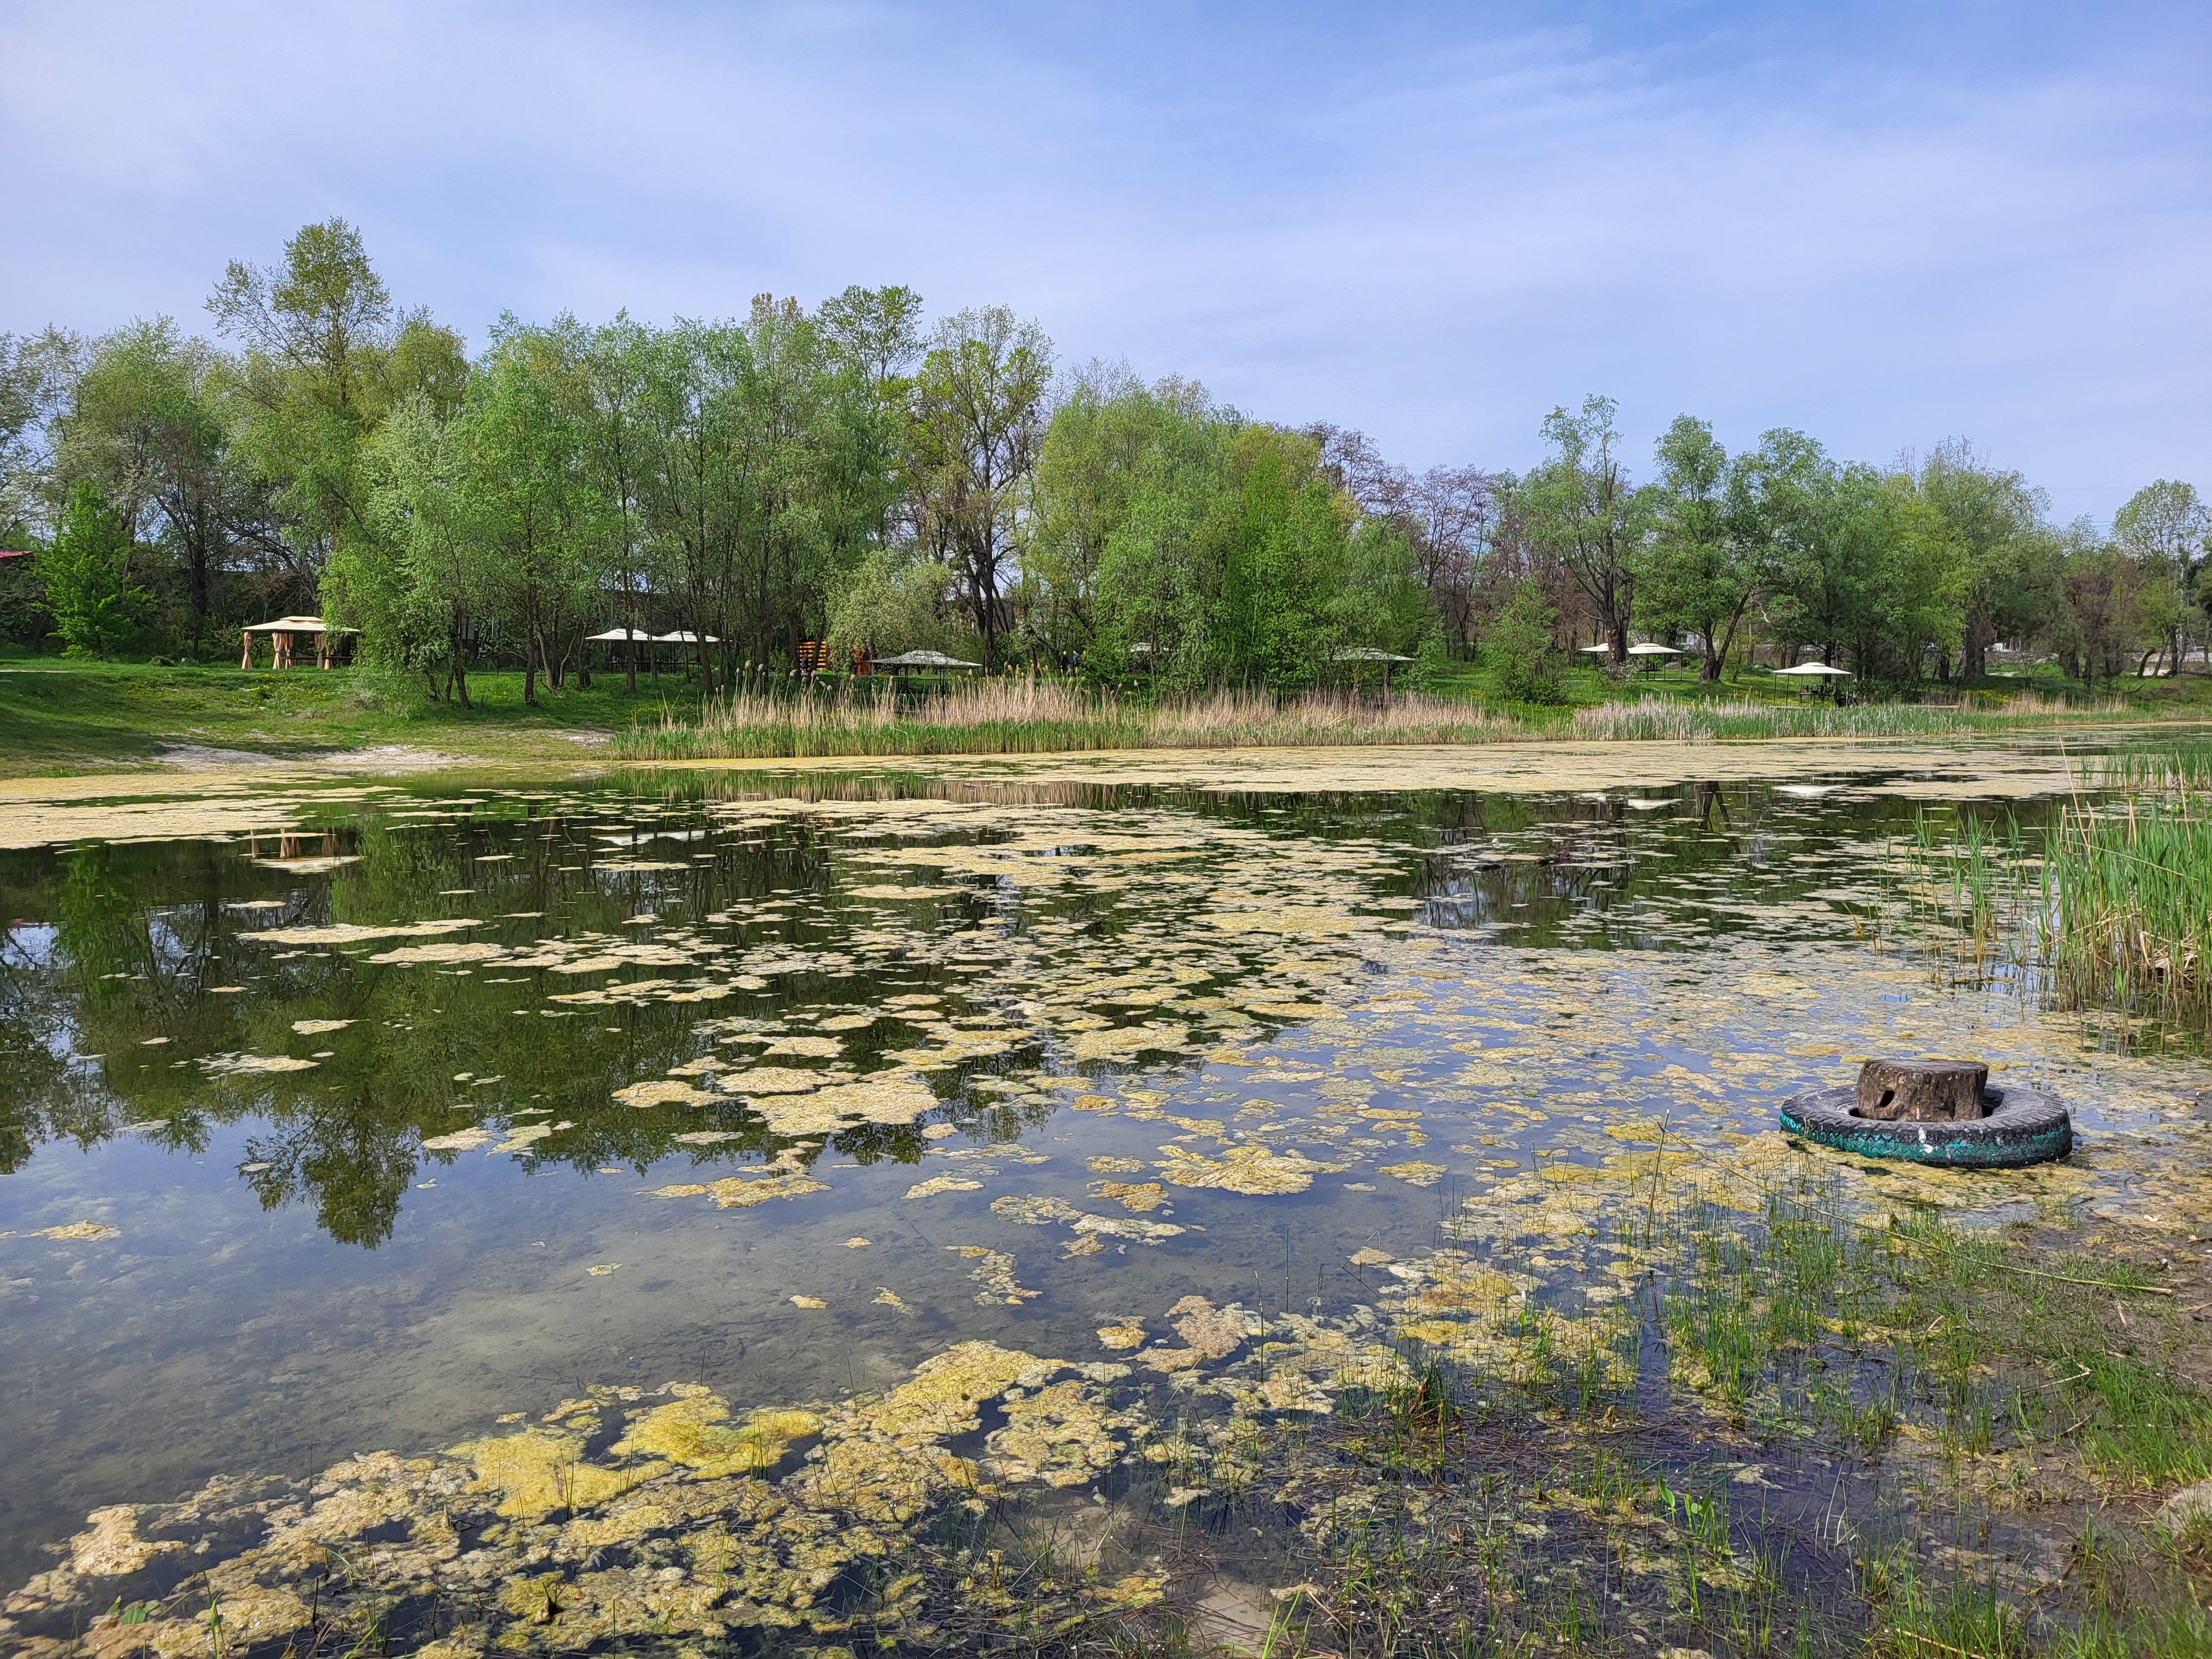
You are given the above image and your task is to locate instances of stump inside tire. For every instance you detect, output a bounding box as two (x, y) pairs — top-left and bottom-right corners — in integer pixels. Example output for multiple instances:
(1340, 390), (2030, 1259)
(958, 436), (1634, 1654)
(1778, 1084), (2073, 1168)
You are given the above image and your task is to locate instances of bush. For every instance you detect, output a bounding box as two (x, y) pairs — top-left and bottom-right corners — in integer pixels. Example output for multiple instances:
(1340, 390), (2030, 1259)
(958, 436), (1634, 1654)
(1485, 581), (1567, 704)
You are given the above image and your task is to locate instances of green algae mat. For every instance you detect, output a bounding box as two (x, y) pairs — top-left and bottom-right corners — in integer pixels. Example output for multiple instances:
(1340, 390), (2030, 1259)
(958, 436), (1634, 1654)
(3, 742), (2210, 1658)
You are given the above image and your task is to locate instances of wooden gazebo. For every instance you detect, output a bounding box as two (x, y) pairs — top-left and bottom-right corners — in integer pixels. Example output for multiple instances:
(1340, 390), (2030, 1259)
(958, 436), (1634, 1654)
(241, 616), (354, 669)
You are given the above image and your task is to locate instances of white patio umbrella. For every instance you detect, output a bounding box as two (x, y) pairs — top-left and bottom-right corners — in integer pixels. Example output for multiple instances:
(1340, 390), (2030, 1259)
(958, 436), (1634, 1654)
(654, 630), (720, 644)
(1773, 662), (1853, 677)
(873, 649), (981, 669)
(1577, 644), (1613, 655)
(1626, 643), (1682, 656)
(588, 627), (654, 641)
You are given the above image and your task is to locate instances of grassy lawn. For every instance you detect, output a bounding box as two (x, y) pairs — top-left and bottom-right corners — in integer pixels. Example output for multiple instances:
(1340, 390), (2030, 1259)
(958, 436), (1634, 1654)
(1422, 655), (2212, 714)
(0, 656), (708, 776)
(6, 653), (2209, 778)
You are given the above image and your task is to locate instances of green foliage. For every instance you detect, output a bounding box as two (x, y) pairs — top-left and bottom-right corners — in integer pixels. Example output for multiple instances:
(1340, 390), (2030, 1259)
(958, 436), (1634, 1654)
(1039, 378), (1415, 690)
(1640, 414), (1751, 679)
(906, 307), (1052, 666)
(43, 481), (141, 656)
(1516, 394), (1642, 659)
(6, 217), (2205, 701)
(1483, 580), (1566, 703)
(823, 549), (960, 664)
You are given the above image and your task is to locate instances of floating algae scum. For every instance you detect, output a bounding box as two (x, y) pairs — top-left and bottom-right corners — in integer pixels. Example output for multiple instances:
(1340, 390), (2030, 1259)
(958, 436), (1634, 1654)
(2, 738), (2211, 1656)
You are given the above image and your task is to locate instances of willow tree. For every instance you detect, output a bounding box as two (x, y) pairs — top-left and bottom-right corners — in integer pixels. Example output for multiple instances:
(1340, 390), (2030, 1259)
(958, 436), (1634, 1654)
(905, 307), (1051, 667)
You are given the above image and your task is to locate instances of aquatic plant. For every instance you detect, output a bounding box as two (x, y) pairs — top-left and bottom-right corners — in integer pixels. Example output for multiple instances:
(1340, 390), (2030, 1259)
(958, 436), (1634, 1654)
(611, 675), (2168, 761)
(1568, 696), (1973, 742)
(2040, 745), (2212, 1027)
(618, 678), (1526, 759)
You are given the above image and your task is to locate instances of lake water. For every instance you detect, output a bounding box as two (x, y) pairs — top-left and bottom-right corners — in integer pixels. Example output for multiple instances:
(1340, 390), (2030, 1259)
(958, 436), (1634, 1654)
(3, 743), (2207, 1649)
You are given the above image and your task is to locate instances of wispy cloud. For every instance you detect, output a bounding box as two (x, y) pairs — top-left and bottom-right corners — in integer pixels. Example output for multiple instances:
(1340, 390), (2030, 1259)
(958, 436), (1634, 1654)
(2, 1), (2203, 517)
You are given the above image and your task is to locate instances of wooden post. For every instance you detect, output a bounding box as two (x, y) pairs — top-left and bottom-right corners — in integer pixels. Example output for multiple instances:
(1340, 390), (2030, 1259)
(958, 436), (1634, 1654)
(1853, 1058), (1990, 1121)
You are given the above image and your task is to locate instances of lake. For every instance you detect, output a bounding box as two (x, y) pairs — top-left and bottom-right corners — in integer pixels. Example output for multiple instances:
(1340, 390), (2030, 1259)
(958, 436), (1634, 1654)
(3, 742), (2206, 1655)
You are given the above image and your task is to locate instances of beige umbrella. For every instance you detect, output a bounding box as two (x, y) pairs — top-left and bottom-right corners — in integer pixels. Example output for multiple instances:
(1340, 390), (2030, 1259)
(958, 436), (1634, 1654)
(873, 650), (981, 669)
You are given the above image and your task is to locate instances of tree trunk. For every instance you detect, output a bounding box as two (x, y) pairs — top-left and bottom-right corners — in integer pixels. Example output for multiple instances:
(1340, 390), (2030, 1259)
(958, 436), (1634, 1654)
(1854, 1058), (1989, 1122)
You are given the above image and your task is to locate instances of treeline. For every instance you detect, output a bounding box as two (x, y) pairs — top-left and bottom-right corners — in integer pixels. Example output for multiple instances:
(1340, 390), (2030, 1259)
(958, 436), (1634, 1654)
(1, 219), (2204, 697)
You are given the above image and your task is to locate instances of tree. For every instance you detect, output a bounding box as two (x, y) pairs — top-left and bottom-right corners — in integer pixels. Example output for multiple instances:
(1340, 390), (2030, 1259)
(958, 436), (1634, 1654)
(1640, 415), (1756, 680)
(905, 307), (1051, 667)
(577, 314), (657, 691)
(637, 319), (754, 698)
(465, 322), (602, 706)
(43, 480), (141, 656)
(54, 319), (239, 655)
(2053, 523), (2148, 686)
(1, 327), (81, 550)
(1310, 425), (1496, 651)
(1484, 579), (1565, 703)
(1030, 372), (1215, 660)
(2111, 480), (2208, 675)
(1738, 430), (1845, 664)
(823, 549), (957, 666)
(1912, 440), (2052, 679)
(347, 394), (483, 705)
(207, 219), (466, 606)
(1519, 396), (1641, 662)
(1217, 425), (1356, 689)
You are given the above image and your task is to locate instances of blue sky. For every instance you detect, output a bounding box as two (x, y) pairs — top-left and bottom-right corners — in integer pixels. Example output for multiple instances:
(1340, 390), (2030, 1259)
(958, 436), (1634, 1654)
(4, 1), (2205, 523)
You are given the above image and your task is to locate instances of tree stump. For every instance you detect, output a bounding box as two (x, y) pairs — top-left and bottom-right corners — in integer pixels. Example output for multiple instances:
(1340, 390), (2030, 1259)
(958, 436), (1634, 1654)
(1853, 1058), (1989, 1121)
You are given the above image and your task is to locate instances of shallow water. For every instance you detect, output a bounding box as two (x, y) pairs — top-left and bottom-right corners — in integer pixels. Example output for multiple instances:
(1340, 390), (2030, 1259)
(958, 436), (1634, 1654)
(3, 745), (2209, 1608)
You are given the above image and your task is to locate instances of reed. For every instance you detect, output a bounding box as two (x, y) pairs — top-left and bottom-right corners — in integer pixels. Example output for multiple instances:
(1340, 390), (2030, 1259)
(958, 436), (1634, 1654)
(1568, 696), (1972, 742)
(619, 677), (2180, 763)
(617, 679), (1522, 759)
(2041, 786), (2212, 1026)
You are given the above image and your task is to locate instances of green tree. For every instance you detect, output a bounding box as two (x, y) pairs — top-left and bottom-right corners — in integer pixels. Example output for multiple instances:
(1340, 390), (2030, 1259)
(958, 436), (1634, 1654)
(1029, 372), (1207, 659)
(1519, 396), (1641, 663)
(207, 219), (466, 606)
(577, 314), (658, 690)
(43, 479), (142, 656)
(823, 549), (958, 665)
(1217, 425), (1355, 689)
(814, 286), (924, 586)
(1912, 440), (2053, 679)
(2053, 524), (2148, 686)
(637, 318), (754, 697)
(54, 318), (241, 654)
(2111, 480), (2208, 675)
(1484, 578), (1565, 703)
(906, 307), (1051, 667)
(1, 327), (81, 551)
(347, 393), (483, 705)
(1640, 415), (1757, 680)
(466, 321), (603, 705)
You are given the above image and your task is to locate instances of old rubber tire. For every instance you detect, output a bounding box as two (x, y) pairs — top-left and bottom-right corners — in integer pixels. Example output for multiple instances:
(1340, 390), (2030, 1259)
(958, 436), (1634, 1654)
(1778, 1084), (2073, 1169)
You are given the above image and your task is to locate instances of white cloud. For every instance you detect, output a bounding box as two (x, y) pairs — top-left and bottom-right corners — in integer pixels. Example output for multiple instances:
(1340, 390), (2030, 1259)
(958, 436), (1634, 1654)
(2, 0), (2203, 519)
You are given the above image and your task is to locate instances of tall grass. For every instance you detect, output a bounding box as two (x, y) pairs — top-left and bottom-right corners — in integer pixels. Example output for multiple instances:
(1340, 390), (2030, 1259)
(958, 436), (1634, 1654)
(1892, 742), (2212, 1027)
(2041, 744), (2212, 1024)
(616, 683), (2036, 761)
(618, 679), (1524, 759)
(1568, 696), (1972, 741)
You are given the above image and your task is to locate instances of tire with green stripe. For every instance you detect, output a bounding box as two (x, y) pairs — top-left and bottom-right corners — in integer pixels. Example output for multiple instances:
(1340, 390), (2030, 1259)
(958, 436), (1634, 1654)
(1778, 1085), (2073, 1169)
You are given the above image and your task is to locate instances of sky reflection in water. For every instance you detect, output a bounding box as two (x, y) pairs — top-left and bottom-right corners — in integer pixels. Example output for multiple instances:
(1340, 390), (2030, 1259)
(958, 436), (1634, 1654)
(2, 764), (2205, 1589)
